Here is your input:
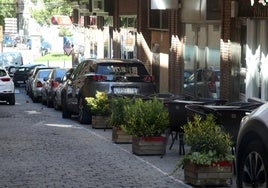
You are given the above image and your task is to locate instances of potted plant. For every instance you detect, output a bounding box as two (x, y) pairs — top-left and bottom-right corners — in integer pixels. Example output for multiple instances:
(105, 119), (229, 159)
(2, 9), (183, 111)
(122, 97), (169, 156)
(85, 91), (111, 129)
(173, 114), (234, 186)
(108, 96), (133, 143)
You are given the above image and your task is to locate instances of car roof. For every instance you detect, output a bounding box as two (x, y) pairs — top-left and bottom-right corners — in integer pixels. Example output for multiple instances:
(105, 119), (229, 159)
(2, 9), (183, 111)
(19, 64), (46, 68)
(83, 58), (144, 64)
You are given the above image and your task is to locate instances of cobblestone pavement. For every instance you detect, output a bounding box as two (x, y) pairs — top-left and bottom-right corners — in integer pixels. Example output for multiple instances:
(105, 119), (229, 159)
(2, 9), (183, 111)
(0, 88), (236, 188)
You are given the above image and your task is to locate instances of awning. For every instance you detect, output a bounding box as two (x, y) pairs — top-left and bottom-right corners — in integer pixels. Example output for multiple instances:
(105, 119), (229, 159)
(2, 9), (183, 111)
(51, 15), (72, 25)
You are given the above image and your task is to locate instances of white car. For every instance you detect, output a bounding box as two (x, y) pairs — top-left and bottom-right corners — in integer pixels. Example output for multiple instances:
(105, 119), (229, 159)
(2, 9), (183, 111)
(0, 67), (15, 105)
(236, 102), (268, 187)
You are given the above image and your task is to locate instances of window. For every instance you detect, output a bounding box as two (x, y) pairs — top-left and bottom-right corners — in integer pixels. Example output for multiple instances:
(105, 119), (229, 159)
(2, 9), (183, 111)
(119, 16), (136, 28)
(149, 9), (168, 29)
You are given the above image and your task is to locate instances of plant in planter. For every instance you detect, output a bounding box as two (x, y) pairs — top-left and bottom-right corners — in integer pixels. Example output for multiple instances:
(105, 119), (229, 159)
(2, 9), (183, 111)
(174, 114), (234, 186)
(108, 96), (133, 143)
(85, 91), (111, 129)
(122, 97), (169, 156)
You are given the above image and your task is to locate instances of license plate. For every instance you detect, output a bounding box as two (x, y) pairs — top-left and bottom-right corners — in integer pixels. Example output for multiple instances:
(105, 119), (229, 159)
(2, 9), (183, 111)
(17, 81), (24, 83)
(113, 87), (138, 94)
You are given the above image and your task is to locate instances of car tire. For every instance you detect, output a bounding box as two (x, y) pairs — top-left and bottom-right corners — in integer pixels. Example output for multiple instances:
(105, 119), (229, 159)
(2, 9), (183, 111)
(237, 139), (268, 188)
(62, 94), (71, 119)
(47, 97), (53, 108)
(78, 97), (91, 124)
(8, 93), (15, 105)
(53, 97), (60, 110)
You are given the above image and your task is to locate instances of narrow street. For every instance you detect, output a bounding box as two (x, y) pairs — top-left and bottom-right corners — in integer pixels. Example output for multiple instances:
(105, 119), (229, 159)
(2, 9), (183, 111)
(0, 87), (192, 188)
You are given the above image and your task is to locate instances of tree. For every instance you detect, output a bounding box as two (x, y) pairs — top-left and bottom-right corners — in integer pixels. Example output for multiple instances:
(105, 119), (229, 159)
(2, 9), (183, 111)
(0, 0), (16, 26)
(31, 0), (73, 25)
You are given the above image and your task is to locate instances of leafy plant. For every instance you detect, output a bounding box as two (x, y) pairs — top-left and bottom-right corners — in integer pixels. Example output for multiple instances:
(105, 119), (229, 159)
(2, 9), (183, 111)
(108, 96), (132, 128)
(176, 114), (233, 169)
(85, 91), (111, 116)
(122, 97), (169, 137)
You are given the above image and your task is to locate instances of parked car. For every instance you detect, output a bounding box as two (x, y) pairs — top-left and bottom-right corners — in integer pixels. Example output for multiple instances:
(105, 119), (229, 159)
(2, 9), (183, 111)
(30, 69), (53, 103)
(53, 68), (75, 110)
(0, 51), (23, 76)
(0, 67), (15, 105)
(236, 102), (268, 187)
(41, 68), (69, 107)
(61, 58), (157, 124)
(184, 67), (220, 99)
(25, 66), (53, 96)
(12, 64), (45, 87)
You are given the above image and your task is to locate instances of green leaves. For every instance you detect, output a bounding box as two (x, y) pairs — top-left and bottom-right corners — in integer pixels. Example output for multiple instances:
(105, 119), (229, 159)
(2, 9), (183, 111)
(85, 91), (111, 116)
(179, 114), (233, 167)
(122, 97), (169, 137)
(108, 96), (132, 128)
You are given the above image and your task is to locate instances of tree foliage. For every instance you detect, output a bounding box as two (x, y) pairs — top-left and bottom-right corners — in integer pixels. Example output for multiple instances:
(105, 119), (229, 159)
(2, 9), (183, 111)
(31, 0), (73, 25)
(0, 0), (16, 26)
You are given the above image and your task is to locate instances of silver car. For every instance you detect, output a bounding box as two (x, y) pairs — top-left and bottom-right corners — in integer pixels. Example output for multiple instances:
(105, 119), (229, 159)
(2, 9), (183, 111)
(30, 69), (53, 103)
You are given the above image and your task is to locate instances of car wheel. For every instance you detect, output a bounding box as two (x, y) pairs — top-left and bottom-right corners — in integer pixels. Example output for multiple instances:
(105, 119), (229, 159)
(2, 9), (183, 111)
(8, 94), (15, 105)
(62, 94), (71, 119)
(53, 98), (60, 110)
(47, 97), (53, 108)
(41, 95), (46, 105)
(78, 97), (91, 124)
(237, 139), (268, 188)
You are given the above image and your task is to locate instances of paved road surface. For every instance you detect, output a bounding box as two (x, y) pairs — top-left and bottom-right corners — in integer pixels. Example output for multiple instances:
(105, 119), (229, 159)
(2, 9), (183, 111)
(0, 88), (194, 188)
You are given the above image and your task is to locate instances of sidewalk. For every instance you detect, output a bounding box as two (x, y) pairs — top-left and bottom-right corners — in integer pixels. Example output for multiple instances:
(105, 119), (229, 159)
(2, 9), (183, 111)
(78, 123), (237, 188)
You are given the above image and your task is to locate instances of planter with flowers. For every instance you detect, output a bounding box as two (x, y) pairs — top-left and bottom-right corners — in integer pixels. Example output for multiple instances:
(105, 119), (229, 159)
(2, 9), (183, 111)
(122, 97), (169, 156)
(173, 114), (234, 186)
(108, 96), (133, 143)
(85, 91), (111, 129)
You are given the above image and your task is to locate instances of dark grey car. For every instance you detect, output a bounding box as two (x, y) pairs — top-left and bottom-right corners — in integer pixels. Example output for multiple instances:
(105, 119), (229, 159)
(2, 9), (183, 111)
(61, 59), (157, 124)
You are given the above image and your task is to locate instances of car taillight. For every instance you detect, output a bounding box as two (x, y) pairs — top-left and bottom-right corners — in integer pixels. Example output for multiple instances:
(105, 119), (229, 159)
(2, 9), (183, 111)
(51, 80), (59, 88)
(1, 78), (11, 82)
(92, 75), (107, 81)
(36, 81), (43, 87)
(143, 76), (154, 82)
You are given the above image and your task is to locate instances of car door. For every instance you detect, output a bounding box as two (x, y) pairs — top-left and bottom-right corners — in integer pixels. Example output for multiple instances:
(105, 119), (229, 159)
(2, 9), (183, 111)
(65, 62), (86, 112)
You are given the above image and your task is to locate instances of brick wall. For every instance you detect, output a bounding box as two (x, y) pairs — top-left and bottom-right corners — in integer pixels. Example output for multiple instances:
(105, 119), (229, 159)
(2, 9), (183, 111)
(221, 0), (232, 101)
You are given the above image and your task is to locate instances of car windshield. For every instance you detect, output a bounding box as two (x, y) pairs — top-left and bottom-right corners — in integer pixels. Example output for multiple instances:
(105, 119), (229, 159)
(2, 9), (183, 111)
(97, 63), (148, 76)
(37, 70), (51, 78)
(54, 69), (67, 78)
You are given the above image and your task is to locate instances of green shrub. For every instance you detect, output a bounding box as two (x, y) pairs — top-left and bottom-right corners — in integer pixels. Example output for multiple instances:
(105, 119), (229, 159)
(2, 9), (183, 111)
(122, 97), (169, 137)
(85, 91), (111, 116)
(108, 96), (132, 128)
(180, 114), (233, 166)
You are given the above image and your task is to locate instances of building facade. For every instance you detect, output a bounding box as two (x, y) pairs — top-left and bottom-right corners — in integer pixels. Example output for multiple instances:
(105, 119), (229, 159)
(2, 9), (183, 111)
(69, 0), (268, 102)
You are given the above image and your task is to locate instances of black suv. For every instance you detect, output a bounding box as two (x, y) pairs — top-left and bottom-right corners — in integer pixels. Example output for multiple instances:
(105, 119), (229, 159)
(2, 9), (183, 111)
(61, 59), (157, 124)
(13, 64), (45, 87)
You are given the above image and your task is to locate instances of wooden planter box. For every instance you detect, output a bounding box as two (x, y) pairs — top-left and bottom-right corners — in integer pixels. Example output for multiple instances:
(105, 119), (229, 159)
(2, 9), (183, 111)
(112, 127), (132, 144)
(92, 115), (111, 129)
(132, 136), (166, 156)
(184, 161), (233, 186)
